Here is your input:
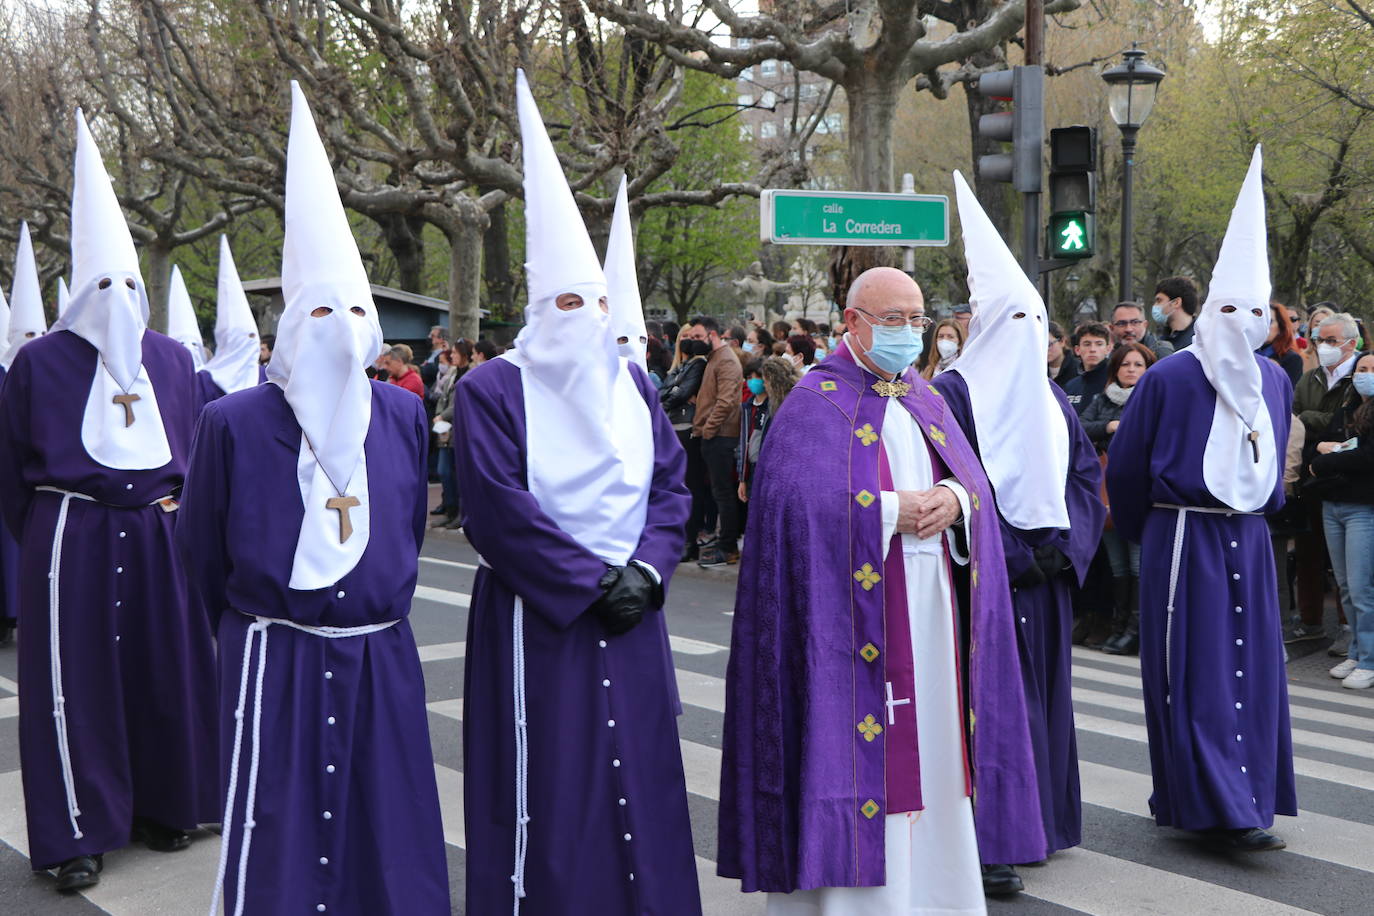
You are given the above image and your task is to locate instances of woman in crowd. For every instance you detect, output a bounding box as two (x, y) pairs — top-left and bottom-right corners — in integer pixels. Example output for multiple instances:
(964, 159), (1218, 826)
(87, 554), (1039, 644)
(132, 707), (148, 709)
(661, 329), (715, 561)
(736, 356), (801, 505)
(770, 320), (792, 355)
(1305, 350), (1374, 689)
(1080, 342), (1157, 654)
(1260, 302), (1304, 387)
(431, 340), (472, 529)
(471, 338), (499, 364)
(744, 326), (774, 358)
(645, 335), (671, 385)
(784, 333), (817, 374)
(920, 317), (966, 380)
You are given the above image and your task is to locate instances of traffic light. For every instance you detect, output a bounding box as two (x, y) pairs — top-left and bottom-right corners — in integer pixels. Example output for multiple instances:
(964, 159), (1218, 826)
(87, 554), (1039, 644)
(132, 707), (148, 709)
(1047, 126), (1096, 259)
(974, 66), (1044, 193)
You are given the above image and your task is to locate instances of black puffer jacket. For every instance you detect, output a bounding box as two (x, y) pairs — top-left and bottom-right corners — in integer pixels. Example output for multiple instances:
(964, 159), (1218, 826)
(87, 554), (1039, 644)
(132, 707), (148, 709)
(660, 356), (707, 427)
(1306, 394), (1374, 505)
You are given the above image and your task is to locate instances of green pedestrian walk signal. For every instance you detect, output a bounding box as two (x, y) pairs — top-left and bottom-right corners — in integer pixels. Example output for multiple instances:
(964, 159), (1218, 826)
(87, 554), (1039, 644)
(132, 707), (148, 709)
(1049, 211), (1094, 259)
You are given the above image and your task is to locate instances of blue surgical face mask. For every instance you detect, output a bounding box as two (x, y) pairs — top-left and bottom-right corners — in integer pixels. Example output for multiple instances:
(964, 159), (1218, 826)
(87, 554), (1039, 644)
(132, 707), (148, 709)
(857, 317), (924, 376)
(742, 342), (756, 354)
(827, 336), (837, 350)
(747, 377), (766, 396)
(1151, 304), (1168, 325)
(1353, 372), (1374, 398)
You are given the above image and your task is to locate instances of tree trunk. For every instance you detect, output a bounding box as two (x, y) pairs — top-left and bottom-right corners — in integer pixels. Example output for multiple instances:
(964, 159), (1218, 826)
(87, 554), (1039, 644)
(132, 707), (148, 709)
(142, 239), (173, 334)
(1271, 216), (1319, 310)
(482, 196), (514, 320)
(830, 71), (902, 306)
(378, 213), (426, 292)
(446, 197), (488, 341)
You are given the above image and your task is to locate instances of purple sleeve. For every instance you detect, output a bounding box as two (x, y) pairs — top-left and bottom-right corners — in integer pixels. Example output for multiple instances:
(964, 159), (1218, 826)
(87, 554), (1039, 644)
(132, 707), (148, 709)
(1051, 387), (1107, 581)
(629, 364), (690, 591)
(1105, 367), (1162, 543)
(176, 403), (233, 629)
(408, 393), (429, 553)
(0, 355), (33, 536)
(451, 366), (609, 629)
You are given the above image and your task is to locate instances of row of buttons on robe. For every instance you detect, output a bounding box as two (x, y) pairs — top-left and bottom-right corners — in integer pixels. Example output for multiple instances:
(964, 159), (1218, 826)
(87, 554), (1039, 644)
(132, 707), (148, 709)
(112, 528), (129, 643)
(1227, 538), (1253, 800)
(599, 638), (635, 884)
(318, 664), (339, 912)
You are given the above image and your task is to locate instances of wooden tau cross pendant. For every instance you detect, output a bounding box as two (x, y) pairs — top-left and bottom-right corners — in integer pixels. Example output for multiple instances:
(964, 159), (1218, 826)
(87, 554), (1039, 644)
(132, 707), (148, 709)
(325, 495), (362, 544)
(112, 393), (141, 428)
(1247, 429), (1261, 464)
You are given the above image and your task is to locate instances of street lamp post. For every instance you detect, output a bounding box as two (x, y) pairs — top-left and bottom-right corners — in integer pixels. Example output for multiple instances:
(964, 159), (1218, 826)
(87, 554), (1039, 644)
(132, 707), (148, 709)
(1102, 47), (1165, 303)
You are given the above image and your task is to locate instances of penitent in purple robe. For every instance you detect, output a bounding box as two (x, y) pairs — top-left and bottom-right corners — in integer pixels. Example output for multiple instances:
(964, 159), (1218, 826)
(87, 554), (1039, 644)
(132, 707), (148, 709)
(176, 380), (449, 915)
(933, 372), (1104, 856)
(452, 357), (701, 916)
(194, 365), (268, 406)
(0, 367), (18, 631)
(1106, 351), (1296, 830)
(718, 345), (1045, 893)
(0, 329), (218, 870)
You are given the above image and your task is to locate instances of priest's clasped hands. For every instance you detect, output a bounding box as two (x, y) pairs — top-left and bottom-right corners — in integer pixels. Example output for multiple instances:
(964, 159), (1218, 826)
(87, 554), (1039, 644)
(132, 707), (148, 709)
(895, 487), (963, 539)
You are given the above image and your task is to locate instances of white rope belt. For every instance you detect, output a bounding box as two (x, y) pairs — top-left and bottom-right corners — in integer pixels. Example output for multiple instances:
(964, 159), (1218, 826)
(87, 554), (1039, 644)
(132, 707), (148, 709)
(475, 555), (531, 914)
(33, 485), (180, 842)
(1152, 503), (1261, 701)
(209, 613), (398, 916)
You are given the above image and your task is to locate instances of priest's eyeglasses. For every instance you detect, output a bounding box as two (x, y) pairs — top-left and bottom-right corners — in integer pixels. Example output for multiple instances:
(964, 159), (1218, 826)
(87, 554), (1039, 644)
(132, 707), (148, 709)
(856, 308), (933, 331)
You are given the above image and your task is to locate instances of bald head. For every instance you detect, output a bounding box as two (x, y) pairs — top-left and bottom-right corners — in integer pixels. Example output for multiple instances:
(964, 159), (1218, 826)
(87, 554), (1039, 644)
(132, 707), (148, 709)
(846, 267), (924, 314)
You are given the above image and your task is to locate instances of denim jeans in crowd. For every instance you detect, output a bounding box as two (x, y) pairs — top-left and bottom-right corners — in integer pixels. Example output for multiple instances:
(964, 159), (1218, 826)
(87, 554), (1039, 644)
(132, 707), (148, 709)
(437, 445), (459, 516)
(1322, 500), (1374, 669)
(1100, 528), (1141, 578)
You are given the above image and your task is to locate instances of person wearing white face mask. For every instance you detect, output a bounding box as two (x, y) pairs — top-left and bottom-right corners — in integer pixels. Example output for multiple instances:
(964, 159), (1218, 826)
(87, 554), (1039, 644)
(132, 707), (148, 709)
(453, 71), (699, 916)
(1106, 147), (1296, 853)
(919, 317), (965, 380)
(0, 111), (218, 892)
(1289, 312), (1361, 645)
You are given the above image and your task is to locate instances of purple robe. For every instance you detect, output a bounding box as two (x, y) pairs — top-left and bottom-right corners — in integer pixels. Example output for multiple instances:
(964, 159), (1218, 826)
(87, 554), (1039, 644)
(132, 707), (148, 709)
(452, 358), (701, 916)
(0, 329), (218, 869)
(933, 372), (1104, 855)
(194, 365), (268, 406)
(0, 366), (17, 627)
(176, 380), (448, 914)
(1106, 351), (1297, 829)
(717, 345), (1044, 893)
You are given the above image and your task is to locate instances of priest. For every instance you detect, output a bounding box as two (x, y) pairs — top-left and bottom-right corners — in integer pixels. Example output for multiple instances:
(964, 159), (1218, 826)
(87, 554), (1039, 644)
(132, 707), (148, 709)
(0, 111), (217, 892)
(452, 70), (700, 916)
(166, 264), (207, 369)
(1106, 147), (1296, 851)
(196, 235), (265, 404)
(718, 264), (1043, 913)
(177, 82), (448, 915)
(931, 174), (1104, 892)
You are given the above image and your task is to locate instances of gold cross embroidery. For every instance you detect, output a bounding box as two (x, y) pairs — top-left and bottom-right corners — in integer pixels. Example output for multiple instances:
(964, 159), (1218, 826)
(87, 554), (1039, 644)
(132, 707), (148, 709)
(854, 424), (878, 446)
(326, 495), (362, 544)
(871, 379), (911, 398)
(971, 563), (980, 589)
(857, 714), (884, 742)
(112, 393), (141, 427)
(853, 563), (881, 591)
(927, 424), (947, 448)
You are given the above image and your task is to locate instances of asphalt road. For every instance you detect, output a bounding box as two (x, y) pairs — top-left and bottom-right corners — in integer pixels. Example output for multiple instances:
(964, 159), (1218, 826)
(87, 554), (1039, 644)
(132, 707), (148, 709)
(0, 523), (1370, 914)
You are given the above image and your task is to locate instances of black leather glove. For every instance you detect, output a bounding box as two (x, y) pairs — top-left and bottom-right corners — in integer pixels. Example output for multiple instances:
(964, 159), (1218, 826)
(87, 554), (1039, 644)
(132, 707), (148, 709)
(589, 564), (660, 635)
(1010, 561), (1046, 590)
(1033, 545), (1070, 581)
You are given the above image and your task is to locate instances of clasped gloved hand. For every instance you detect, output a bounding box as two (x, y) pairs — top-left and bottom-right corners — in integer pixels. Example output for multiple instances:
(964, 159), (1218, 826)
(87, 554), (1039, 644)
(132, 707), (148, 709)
(589, 563), (662, 636)
(1010, 546), (1069, 590)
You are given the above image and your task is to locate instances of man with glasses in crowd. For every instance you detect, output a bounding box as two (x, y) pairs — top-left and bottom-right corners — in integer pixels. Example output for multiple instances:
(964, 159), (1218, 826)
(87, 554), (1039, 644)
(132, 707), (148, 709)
(1111, 301), (1176, 361)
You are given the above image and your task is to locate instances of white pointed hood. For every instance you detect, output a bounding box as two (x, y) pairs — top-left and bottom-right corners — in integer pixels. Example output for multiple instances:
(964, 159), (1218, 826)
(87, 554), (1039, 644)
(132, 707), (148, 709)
(267, 81), (384, 590)
(165, 265), (206, 369)
(50, 110), (171, 471)
(604, 175), (648, 367)
(1, 221), (45, 369)
(1188, 146), (1276, 512)
(56, 277), (69, 317)
(203, 235), (262, 395)
(949, 170), (1069, 530)
(504, 69), (652, 566)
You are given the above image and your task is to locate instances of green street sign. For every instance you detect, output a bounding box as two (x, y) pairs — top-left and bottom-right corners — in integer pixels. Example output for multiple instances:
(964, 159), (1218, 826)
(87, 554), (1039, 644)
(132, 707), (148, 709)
(1048, 210), (1094, 259)
(761, 189), (949, 247)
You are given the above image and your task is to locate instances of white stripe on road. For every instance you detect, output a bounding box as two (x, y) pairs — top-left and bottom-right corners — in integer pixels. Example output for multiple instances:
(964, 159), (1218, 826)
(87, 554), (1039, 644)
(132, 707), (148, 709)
(420, 556), (479, 572)
(413, 585), (471, 607)
(1024, 847), (1321, 916)
(669, 635), (728, 656)
(1078, 761), (1374, 875)
(417, 641), (466, 663)
(1074, 682), (1374, 737)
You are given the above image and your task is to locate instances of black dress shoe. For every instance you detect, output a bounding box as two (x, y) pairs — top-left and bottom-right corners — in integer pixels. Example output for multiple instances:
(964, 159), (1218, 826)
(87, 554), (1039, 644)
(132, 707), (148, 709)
(0, 621), (13, 647)
(429, 505), (448, 516)
(1201, 827), (1286, 852)
(981, 863), (1023, 896)
(131, 816), (191, 852)
(443, 516), (464, 530)
(54, 854), (102, 892)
